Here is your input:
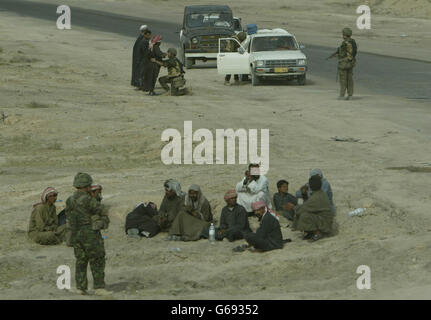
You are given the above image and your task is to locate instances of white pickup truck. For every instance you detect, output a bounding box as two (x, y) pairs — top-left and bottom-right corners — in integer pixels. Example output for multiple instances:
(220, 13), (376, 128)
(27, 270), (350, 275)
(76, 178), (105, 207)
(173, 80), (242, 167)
(217, 28), (308, 85)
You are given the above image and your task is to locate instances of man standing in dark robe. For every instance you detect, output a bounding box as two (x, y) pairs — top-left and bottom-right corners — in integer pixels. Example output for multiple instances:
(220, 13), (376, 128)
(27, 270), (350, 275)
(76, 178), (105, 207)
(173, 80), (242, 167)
(131, 25), (148, 88)
(136, 29), (153, 92)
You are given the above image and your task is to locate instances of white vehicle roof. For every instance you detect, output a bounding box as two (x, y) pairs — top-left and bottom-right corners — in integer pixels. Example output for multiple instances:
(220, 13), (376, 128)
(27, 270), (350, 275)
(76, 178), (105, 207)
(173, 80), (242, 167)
(252, 28), (293, 37)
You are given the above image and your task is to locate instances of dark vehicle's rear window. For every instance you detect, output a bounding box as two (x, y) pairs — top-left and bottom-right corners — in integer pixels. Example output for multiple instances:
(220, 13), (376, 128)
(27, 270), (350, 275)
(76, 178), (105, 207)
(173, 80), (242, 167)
(186, 12), (233, 28)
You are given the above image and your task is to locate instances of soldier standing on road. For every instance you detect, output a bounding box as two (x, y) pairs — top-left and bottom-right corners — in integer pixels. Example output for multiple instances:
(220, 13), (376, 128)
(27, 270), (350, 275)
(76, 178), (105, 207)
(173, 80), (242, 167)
(65, 173), (111, 296)
(335, 27), (357, 100)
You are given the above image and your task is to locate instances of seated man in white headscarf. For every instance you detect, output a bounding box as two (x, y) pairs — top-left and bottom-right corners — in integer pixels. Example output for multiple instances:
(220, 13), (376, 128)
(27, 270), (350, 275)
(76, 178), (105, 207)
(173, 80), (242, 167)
(157, 179), (185, 231)
(296, 168), (335, 214)
(168, 184), (213, 241)
(28, 187), (66, 245)
(235, 163), (272, 216)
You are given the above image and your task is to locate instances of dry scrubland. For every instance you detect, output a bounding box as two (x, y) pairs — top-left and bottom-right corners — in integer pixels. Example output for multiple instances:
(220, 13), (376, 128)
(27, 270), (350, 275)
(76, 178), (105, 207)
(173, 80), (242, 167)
(1, 0), (431, 299)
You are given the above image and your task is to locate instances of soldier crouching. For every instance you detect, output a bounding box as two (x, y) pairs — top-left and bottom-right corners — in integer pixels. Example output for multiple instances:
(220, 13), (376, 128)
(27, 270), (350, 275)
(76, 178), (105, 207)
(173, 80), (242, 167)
(151, 48), (189, 96)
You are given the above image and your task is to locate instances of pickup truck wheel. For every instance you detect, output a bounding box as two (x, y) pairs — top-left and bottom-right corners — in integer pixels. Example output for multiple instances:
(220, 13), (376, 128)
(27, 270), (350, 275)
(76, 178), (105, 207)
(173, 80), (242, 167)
(251, 71), (260, 86)
(185, 58), (194, 69)
(297, 74), (306, 86)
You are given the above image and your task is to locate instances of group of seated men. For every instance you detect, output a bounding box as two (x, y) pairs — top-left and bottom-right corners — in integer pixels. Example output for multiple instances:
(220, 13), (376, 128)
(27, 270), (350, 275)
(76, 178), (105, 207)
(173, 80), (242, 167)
(28, 163), (335, 252)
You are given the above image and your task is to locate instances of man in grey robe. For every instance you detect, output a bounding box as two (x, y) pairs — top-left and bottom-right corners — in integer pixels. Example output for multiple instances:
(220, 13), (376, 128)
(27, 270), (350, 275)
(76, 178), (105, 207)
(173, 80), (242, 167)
(293, 175), (333, 241)
(296, 168), (335, 214)
(157, 179), (185, 231)
(168, 185), (212, 241)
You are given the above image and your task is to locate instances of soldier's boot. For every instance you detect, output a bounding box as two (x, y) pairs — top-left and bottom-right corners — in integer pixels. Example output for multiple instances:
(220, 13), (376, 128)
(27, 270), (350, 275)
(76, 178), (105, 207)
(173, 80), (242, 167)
(74, 288), (87, 295)
(94, 288), (113, 296)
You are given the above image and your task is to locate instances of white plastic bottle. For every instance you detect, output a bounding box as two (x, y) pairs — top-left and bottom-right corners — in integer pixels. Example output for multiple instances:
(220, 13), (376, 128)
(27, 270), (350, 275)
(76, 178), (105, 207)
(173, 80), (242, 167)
(209, 223), (215, 244)
(348, 208), (366, 217)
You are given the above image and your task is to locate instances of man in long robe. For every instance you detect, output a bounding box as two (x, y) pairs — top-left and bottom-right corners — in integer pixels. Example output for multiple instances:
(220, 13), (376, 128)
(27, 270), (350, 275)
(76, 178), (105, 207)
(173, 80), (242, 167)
(28, 187), (66, 245)
(216, 189), (251, 241)
(293, 175), (333, 241)
(137, 29), (153, 92)
(157, 179), (185, 232)
(296, 168), (335, 214)
(168, 184), (212, 241)
(235, 164), (272, 215)
(243, 201), (283, 251)
(131, 25), (148, 87)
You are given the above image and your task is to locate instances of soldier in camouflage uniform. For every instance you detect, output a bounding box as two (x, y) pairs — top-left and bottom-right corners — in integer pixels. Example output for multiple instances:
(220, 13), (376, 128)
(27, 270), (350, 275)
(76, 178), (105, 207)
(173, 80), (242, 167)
(65, 173), (111, 296)
(335, 27), (357, 100)
(151, 48), (189, 96)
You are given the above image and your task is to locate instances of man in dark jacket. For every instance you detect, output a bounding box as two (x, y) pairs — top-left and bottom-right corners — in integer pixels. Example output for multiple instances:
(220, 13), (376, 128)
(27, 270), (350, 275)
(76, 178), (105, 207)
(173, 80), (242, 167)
(137, 29), (153, 93)
(243, 201), (283, 251)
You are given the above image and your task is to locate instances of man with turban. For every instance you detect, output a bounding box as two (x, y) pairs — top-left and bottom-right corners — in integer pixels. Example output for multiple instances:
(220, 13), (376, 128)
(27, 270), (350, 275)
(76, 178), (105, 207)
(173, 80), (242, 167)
(293, 175), (333, 241)
(296, 168), (335, 214)
(168, 185), (213, 241)
(212, 189), (251, 242)
(157, 179), (185, 231)
(28, 187), (66, 245)
(241, 201), (283, 252)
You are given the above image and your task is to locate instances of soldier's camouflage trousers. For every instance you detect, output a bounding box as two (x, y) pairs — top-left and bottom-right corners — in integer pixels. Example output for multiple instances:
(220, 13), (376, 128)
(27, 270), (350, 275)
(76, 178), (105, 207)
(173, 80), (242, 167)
(73, 228), (105, 290)
(339, 67), (354, 97)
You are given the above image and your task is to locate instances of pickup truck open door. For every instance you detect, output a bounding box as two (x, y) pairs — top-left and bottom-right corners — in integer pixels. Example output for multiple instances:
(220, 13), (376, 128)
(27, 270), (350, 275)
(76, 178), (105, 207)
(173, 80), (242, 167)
(217, 38), (250, 75)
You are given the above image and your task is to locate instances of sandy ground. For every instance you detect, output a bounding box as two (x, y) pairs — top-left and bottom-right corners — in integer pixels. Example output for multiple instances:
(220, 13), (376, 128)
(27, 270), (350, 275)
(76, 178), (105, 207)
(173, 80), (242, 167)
(1, 1), (431, 300)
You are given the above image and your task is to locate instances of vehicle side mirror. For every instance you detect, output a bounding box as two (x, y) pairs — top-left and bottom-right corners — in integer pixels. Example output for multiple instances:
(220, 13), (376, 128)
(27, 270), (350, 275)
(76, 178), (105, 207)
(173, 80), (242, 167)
(299, 44), (305, 49)
(238, 47), (245, 54)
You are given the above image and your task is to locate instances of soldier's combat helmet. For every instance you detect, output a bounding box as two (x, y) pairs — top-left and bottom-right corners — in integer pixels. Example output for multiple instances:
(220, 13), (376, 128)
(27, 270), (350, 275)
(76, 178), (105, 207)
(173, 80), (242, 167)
(342, 27), (352, 37)
(167, 48), (177, 56)
(73, 172), (93, 188)
(237, 31), (247, 42)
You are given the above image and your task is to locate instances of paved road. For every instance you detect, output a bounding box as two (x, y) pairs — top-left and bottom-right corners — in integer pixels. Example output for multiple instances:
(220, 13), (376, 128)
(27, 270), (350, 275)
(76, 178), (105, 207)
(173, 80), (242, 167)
(1, 0), (430, 100)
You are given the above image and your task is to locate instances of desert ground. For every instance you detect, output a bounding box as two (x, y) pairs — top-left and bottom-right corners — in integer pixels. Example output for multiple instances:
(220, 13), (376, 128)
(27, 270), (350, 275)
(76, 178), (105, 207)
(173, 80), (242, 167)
(1, 0), (431, 300)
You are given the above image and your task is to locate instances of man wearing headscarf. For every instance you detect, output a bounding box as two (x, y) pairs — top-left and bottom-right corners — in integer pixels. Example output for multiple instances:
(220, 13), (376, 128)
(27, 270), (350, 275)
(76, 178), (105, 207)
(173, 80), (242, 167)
(149, 35), (166, 93)
(131, 25), (148, 87)
(157, 179), (185, 231)
(28, 187), (66, 245)
(292, 175), (333, 241)
(168, 185), (213, 241)
(296, 168), (335, 214)
(242, 201), (283, 251)
(213, 189), (251, 242)
(235, 163), (272, 215)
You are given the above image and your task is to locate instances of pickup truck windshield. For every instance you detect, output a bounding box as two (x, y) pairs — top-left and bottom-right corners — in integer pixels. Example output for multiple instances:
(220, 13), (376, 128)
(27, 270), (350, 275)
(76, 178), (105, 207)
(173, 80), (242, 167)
(251, 36), (298, 52)
(186, 12), (233, 28)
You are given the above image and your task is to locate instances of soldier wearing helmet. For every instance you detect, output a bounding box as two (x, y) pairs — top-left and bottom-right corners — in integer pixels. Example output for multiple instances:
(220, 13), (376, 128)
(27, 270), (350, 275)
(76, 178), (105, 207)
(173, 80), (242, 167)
(224, 31), (247, 86)
(65, 173), (111, 296)
(151, 48), (189, 96)
(336, 27), (357, 100)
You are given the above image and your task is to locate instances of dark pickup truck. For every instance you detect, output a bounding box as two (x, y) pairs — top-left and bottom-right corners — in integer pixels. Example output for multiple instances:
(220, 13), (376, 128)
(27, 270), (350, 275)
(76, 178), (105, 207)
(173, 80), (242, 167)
(179, 5), (236, 69)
